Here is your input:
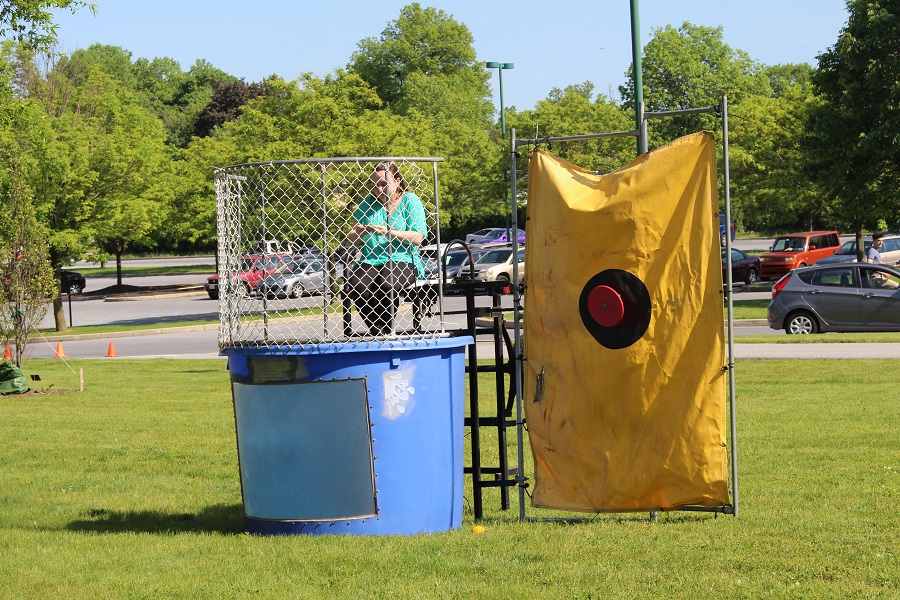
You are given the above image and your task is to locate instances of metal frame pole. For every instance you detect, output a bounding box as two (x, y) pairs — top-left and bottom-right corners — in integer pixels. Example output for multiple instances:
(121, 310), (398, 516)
(511, 128), (527, 520)
(721, 94), (739, 517)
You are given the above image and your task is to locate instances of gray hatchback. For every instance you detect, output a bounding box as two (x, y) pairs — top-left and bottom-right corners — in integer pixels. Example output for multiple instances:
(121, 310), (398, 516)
(767, 263), (900, 334)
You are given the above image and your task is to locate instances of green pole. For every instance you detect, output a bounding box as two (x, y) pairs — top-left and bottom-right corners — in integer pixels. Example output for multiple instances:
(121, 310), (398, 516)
(630, 0), (645, 154)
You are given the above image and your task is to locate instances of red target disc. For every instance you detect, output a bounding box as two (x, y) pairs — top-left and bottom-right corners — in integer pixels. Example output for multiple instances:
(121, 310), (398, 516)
(587, 285), (625, 327)
(579, 269), (651, 349)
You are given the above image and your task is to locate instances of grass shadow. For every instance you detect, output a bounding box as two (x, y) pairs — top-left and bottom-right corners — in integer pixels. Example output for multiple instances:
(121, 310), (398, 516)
(65, 503), (244, 535)
(108, 313), (220, 327)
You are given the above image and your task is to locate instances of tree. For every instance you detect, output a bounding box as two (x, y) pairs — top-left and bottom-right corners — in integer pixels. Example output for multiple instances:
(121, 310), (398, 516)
(728, 64), (827, 233)
(393, 70), (500, 229)
(509, 82), (635, 174)
(67, 67), (171, 284)
(133, 57), (233, 147)
(348, 3), (486, 108)
(808, 0), (900, 253)
(620, 22), (771, 148)
(193, 78), (269, 138)
(0, 1), (94, 50)
(0, 196), (55, 367)
(8, 45), (171, 324)
(0, 86), (56, 363)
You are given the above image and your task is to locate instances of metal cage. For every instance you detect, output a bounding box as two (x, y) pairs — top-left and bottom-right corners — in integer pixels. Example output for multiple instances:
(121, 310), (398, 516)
(213, 157), (447, 350)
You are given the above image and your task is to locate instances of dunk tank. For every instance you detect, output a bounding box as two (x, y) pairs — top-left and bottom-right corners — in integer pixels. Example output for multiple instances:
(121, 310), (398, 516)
(213, 157), (471, 535)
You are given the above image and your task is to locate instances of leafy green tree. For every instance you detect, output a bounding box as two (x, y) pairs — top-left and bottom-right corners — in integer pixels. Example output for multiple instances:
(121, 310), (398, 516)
(394, 70), (500, 229)
(508, 82), (635, 174)
(348, 3), (487, 108)
(8, 45), (171, 325)
(807, 0), (900, 252)
(134, 57), (233, 147)
(0, 0), (94, 50)
(0, 195), (56, 366)
(621, 22), (771, 148)
(0, 82), (57, 358)
(68, 68), (171, 284)
(728, 64), (827, 233)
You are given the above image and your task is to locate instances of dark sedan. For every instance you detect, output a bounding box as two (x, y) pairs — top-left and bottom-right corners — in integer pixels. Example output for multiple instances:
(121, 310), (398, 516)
(60, 270), (86, 294)
(722, 248), (760, 285)
(767, 263), (900, 334)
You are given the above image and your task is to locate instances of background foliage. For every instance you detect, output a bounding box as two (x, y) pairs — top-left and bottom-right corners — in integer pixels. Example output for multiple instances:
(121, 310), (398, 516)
(1, 1), (898, 318)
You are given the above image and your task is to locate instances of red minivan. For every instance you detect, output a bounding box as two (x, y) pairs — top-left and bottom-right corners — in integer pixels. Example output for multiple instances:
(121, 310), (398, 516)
(205, 253), (293, 299)
(759, 230), (841, 281)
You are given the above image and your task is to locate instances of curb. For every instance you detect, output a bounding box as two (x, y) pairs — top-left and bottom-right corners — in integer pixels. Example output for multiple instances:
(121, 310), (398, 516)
(40, 323), (219, 343)
(104, 290), (208, 302)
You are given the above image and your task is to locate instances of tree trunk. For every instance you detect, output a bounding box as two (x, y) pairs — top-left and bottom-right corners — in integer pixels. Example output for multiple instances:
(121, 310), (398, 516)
(116, 250), (123, 286)
(856, 221), (866, 263)
(52, 295), (68, 333)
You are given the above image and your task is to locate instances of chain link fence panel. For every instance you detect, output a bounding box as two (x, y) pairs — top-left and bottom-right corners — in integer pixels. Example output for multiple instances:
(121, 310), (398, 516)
(214, 157), (447, 350)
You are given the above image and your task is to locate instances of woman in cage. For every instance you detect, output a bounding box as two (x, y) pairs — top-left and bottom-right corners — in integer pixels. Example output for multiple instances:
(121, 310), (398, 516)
(346, 162), (428, 335)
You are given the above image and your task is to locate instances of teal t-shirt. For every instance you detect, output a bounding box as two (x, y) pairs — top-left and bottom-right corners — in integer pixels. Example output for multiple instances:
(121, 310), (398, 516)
(353, 192), (428, 279)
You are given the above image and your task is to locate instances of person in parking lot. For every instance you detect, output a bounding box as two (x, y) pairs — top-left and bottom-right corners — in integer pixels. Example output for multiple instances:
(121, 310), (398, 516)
(345, 161), (428, 336)
(866, 232), (883, 263)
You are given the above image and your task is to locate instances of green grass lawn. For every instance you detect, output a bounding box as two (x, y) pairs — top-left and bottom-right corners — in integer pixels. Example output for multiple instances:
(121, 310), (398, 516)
(730, 298), (769, 320)
(1, 359), (897, 597)
(77, 264), (215, 277)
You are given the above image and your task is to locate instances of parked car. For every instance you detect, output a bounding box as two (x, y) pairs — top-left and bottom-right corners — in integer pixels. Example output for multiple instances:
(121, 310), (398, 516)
(816, 239), (873, 265)
(420, 243), (449, 265)
(464, 228), (506, 244)
(767, 262), (900, 334)
(820, 234), (900, 265)
(477, 228), (526, 245)
(258, 257), (326, 299)
(879, 234), (900, 263)
(59, 270), (86, 294)
(425, 248), (490, 284)
(205, 253), (293, 299)
(456, 245), (525, 284)
(722, 248), (760, 285)
(719, 214), (736, 246)
(758, 230), (841, 281)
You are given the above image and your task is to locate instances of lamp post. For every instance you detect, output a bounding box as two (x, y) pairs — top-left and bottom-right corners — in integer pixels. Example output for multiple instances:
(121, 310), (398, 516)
(485, 61), (514, 139)
(486, 61), (515, 232)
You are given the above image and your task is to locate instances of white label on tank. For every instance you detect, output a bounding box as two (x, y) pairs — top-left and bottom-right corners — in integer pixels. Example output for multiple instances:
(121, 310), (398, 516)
(382, 367), (416, 419)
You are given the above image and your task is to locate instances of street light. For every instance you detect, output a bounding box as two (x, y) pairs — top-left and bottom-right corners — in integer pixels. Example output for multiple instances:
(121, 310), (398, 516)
(485, 62), (514, 139)
(486, 62), (515, 233)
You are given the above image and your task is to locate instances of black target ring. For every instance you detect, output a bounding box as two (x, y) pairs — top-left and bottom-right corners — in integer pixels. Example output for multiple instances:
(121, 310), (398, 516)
(578, 269), (651, 349)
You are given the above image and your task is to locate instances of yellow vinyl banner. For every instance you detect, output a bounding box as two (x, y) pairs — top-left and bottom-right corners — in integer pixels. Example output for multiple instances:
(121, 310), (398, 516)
(523, 132), (730, 512)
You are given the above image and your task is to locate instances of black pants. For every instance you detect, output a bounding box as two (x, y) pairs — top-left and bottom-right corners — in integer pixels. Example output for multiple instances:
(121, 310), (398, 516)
(346, 261), (416, 335)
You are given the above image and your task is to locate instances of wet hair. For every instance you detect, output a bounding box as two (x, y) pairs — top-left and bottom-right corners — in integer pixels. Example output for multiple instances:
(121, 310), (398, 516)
(373, 161), (409, 195)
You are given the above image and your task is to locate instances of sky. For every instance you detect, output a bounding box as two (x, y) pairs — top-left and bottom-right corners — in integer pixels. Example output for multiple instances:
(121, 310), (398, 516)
(51, 1), (850, 111)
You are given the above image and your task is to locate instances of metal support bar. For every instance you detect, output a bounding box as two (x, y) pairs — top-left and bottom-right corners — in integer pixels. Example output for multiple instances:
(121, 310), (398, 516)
(514, 129), (639, 148)
(644, 105), (720, 119)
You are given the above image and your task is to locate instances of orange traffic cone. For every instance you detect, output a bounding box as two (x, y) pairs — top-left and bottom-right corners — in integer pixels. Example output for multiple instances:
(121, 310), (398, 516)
(54, 342), (67, 359)
(3, 343), (11, 360)
(106, 341), (118, 358)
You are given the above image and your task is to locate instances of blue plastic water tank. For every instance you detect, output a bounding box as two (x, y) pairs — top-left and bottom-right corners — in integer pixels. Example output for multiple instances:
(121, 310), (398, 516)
(224, 336), (471, 535)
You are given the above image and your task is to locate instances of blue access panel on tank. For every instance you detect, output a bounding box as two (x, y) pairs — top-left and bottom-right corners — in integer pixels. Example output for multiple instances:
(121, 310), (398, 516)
(233, 378), (376, 521)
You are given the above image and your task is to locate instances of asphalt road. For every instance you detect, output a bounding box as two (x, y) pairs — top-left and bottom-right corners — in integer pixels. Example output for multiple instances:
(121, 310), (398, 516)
(32, 249), (900, 360)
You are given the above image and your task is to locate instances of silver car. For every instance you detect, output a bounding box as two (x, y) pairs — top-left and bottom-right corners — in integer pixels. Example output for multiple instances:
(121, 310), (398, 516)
(259, 258), (326, 299)
(767, 263), (900, 334)
(815, 239), (872, 265)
